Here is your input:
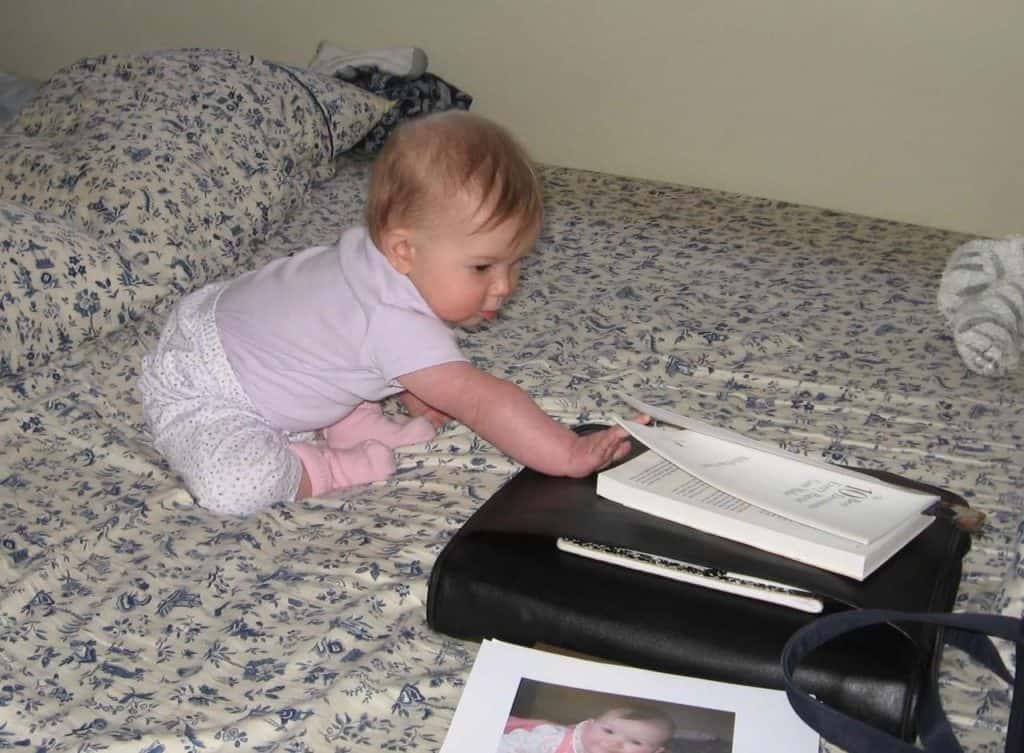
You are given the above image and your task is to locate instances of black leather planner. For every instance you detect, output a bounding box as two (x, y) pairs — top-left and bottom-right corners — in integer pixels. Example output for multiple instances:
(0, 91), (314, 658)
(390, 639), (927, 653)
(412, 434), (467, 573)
(426, 426), (973, 741)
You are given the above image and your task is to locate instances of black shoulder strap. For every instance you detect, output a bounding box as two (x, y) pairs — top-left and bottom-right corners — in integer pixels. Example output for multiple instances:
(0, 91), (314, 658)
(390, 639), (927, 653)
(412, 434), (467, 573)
(781, 609), (1022, 753)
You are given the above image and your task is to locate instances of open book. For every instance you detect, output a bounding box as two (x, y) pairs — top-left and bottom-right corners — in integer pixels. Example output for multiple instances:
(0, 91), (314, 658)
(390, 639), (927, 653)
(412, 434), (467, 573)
(597, 397), (938, 580)
(440, 640), (818, 753)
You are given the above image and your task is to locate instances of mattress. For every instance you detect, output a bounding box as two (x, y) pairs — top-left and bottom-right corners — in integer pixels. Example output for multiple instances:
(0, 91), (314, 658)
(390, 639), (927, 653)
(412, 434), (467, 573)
(1, 54), (1021, 753)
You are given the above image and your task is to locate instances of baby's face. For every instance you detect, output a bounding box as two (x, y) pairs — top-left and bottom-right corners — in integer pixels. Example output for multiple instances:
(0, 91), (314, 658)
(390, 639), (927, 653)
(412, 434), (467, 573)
(579, 711), (671, 753)
(399, 192), (538, 329)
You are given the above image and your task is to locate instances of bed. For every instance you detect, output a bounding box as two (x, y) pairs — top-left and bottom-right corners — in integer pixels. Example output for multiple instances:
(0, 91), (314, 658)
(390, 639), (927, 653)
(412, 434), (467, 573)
(0, 48), (1019, 752)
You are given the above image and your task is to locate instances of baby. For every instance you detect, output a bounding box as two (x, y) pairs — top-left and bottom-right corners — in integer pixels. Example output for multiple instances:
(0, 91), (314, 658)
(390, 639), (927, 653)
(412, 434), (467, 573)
(499, 705), (675, 753)
(139, 111), (635, 515)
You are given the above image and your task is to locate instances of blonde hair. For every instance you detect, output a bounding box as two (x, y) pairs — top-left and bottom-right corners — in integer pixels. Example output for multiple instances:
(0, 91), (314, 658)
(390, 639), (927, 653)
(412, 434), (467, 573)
(366, 111), (542, 249)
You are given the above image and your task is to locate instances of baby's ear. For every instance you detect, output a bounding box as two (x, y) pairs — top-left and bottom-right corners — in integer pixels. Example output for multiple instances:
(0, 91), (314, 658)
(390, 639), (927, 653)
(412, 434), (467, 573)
(378, 228), (415, 275)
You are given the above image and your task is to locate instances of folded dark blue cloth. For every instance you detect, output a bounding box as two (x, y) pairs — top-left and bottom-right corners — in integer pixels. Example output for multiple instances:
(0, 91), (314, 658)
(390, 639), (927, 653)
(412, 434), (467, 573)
(339, 67), (473, 154)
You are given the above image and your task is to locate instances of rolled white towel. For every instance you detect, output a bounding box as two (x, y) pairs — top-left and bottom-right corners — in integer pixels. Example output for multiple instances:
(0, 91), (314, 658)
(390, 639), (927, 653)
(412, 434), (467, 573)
(309, 41), (428, 79)
(938, 235), (1024, 376)
(949, 291), (1022, 375)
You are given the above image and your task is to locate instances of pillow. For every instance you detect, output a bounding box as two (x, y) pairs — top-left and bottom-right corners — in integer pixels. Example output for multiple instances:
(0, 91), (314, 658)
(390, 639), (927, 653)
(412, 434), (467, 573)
(6, 50), (391, 226)
(274, 63), (394, 173)
(0, 200), (167, 376)
(0, 49), (392, 375)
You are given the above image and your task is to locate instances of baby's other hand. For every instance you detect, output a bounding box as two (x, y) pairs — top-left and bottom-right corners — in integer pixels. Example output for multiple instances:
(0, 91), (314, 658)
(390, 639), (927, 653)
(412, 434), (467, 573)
(417, 405), (451, 430)
(400, 391), (451, 429)
(564, 414), (648, 478)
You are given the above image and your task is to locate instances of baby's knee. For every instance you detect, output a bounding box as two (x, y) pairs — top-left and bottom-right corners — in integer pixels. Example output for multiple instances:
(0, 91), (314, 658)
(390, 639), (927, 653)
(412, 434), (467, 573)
(173, 438), (302, 516)
(185, 466), (298, 516)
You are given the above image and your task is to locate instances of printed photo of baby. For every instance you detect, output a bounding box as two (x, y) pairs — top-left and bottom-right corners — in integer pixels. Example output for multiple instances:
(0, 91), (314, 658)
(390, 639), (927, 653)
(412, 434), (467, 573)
(495, 678), (734, 753)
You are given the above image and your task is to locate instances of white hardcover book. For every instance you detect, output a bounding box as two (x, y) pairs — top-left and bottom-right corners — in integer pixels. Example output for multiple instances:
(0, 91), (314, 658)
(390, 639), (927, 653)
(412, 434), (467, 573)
(597, 451), (934, 580)
(617, 398), (937, 545)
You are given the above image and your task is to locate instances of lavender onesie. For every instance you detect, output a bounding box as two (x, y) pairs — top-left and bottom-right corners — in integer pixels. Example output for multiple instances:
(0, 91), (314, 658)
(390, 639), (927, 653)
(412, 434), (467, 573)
(139, 226), (467, 514)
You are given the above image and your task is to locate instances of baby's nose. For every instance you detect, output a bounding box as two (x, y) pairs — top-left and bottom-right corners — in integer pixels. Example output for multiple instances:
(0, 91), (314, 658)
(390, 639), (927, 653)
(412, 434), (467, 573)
(491, 270), (512, 296)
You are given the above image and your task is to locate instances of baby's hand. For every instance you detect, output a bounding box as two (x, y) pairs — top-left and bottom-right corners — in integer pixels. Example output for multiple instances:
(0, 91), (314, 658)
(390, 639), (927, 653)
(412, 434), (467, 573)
(400, 391), (451, 429)
(564, 415), (648, 478)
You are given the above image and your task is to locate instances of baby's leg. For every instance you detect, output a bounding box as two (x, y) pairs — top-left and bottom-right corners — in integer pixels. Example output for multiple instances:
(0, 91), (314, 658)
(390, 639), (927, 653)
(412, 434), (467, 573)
(140, 282), (301, 515)
(150, 401), (396, 508)
(188, 411), (307, 514)
(142, 390), (306, 515)
(322, 401), (435, 449)
(289, 440), (396, 498)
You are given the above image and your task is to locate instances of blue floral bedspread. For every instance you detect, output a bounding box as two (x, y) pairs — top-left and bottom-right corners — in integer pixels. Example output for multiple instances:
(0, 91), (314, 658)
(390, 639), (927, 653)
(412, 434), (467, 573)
(1, 55), (1021, 753)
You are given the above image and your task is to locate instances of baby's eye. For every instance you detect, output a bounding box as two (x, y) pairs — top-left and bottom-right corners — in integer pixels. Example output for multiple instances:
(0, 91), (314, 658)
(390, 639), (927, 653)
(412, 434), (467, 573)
(473, 264), (492, 272)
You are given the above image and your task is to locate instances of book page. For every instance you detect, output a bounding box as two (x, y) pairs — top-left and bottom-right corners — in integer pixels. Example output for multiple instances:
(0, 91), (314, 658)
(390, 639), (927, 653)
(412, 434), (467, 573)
(629, 453), (751, 512)
(623, 395), (916, 489)
(604, 451), (871, 554)
(618, 418), (936, 544)
(440, 640), (818, 753)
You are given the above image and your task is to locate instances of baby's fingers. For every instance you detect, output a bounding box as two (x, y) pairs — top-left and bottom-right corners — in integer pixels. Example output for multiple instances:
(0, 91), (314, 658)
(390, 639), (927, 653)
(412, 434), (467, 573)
(611, 436), (632, 461)
(594, 427), (632, 464)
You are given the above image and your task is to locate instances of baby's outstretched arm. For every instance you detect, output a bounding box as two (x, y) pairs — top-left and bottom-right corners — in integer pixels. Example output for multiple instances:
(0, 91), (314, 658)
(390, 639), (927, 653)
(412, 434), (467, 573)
(399, 361), (635, 477)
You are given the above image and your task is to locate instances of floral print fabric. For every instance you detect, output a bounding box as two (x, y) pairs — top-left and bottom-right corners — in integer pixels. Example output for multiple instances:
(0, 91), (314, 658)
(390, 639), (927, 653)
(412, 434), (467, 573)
(0, 48), (390, 376)
(1, 144), (1022, 750)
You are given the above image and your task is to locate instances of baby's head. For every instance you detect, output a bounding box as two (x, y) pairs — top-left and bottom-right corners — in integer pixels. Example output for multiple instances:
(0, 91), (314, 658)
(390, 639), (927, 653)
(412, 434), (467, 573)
(367, 111), (543, 328)
(580, 705), (675, 753)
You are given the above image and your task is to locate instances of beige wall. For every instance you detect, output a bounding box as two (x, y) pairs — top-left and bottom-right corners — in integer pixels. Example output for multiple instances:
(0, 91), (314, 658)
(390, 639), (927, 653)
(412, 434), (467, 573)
(2, 0), (1021, 237)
